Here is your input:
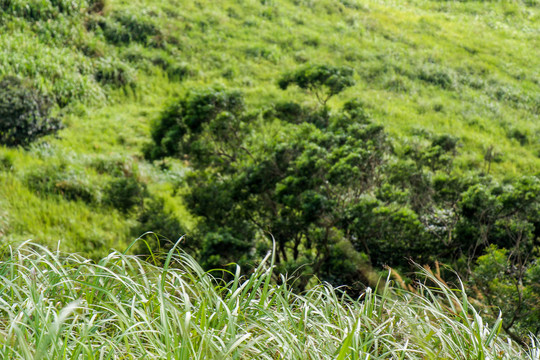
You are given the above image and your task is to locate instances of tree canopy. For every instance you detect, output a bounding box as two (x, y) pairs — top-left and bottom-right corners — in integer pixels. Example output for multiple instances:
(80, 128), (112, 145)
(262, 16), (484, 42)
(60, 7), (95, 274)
(145, 70), (540, 338)
(278, 64), (355, 106)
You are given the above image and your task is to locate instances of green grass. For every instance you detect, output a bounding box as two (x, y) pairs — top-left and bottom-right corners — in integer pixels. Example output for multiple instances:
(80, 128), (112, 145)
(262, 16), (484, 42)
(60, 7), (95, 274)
(0, 0), (539, 255)
(0, 240), (538, 359)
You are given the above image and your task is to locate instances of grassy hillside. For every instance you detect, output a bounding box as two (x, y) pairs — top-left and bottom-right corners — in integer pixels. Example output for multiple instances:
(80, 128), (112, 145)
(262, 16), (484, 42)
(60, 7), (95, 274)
(0, 0), (539, 256)
(1, 0), (540, 350)
(0, 241), (538, 359)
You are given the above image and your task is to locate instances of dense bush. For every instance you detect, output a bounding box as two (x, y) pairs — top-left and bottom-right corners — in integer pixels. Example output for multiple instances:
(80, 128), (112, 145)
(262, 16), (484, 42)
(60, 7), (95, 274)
(144, 87), (244, 161)
(94, 58), (136, 88)
(0, 152), (15, 171)
(146, 79), (540, 338)
(104, 175), (146, 212)
(0, 76), (63, 147)
(471, 246), (540, 336)
(0, 0), (87, 20)
(131, 197), (187, 257)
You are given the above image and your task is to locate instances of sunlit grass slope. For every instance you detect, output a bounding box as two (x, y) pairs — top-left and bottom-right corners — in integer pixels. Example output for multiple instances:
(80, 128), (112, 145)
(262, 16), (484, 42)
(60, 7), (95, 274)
(0, 0), (539, 254)
(114, 0), (540, 173)
(0, 241), (538, 359)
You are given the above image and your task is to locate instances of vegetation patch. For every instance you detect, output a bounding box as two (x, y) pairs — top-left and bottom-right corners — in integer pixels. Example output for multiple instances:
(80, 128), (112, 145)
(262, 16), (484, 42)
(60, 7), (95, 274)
(0, 242), (538, 359)
(0, 76), (63, 147)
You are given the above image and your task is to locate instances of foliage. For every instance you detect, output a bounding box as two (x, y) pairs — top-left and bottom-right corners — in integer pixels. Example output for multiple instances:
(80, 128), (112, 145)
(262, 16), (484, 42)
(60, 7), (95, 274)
(0, 76), (63, 147)
(471, 246), (540, 339)
(149, 87), (419, 286)
(131, 196), (187, 256)
(0, 0), (88, 20)
(1, 0), (540, 345)
(104, 175), (146, 212)
(147, 83), (540, 337)
(278, 64), (355, 105)
(0, 242), (538, 359)
(24, 163), (99, 204)
(145, 87), (245, 162)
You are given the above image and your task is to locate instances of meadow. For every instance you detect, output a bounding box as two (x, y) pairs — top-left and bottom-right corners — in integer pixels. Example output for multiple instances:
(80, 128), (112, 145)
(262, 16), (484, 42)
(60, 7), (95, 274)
(1, 0), (540, 354)
(0, 0), (539, 253)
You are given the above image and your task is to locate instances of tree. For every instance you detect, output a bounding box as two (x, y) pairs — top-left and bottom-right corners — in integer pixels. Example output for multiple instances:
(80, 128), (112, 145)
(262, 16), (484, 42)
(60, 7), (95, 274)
(278, 64), (355, 106)
(147, 85), (389, 287)
(471, 245), (540, 340)
(145, 82), (540, 337)
(0, 76), (63, 147)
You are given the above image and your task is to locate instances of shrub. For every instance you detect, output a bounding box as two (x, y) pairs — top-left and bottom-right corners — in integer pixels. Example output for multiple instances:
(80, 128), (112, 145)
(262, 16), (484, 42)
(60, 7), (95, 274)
(0, 152), (15, 171)
(144, 87), (244, 161)
(132, 197), (187, 257)
(102, 11), (160, 45)
(104, 175), (146, 212)
(94, 58), (136, 88)
(278, 64), (355, 105)
(507, 128), (528, 145)
(0, 76), (63, 147)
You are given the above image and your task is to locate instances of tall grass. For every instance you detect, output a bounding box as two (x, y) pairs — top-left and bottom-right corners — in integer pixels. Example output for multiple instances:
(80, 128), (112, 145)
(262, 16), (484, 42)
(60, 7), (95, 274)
(0, 240), (538, 359)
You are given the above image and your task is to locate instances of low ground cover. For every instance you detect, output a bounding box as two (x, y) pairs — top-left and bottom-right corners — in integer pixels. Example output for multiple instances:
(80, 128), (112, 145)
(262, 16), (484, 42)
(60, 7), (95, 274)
(0, 241), (538, 359)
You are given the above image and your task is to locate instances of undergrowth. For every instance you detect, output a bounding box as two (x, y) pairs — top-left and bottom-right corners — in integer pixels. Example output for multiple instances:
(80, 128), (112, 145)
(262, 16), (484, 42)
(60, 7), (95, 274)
(0, 241), (538, 359)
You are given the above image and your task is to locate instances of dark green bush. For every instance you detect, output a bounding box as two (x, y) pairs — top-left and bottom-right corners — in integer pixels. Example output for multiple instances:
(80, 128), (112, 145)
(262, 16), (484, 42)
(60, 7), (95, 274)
(0, 0), (87, 20)
(145, 87), (244, 161)
(0, 152), (15, 171)
(104, 176), (146, 213)
(507, 128), (528, 145)
(132, 197), (187, 257)
(0, 76), (63, 147)
(94, 58), (136, 87)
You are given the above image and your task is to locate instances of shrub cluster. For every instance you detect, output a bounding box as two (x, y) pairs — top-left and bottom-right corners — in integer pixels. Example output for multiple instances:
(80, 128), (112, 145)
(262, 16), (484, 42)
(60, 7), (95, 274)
(0, 76), (63, 147)
(0, 0), (87, 20)
(94, 57), (136, 88)
(25, 164), (98, 203)
(93, 11), (161, 46)
(146, 74), (540, 338)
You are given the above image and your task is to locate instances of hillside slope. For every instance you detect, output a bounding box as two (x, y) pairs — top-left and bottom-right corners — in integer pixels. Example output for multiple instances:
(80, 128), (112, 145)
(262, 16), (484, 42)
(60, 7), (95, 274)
(0, 0), (539, 253)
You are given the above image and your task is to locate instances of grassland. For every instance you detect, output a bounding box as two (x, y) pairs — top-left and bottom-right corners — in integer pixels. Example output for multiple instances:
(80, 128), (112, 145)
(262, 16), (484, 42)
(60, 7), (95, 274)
(0, 0), (539, 255)
(1, 0), (540, 354)
(0, 241), (538, 359)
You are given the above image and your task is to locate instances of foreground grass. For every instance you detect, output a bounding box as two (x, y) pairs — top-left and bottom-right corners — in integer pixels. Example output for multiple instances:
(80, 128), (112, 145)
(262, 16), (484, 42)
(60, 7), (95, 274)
(0, 241), (538, 359)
